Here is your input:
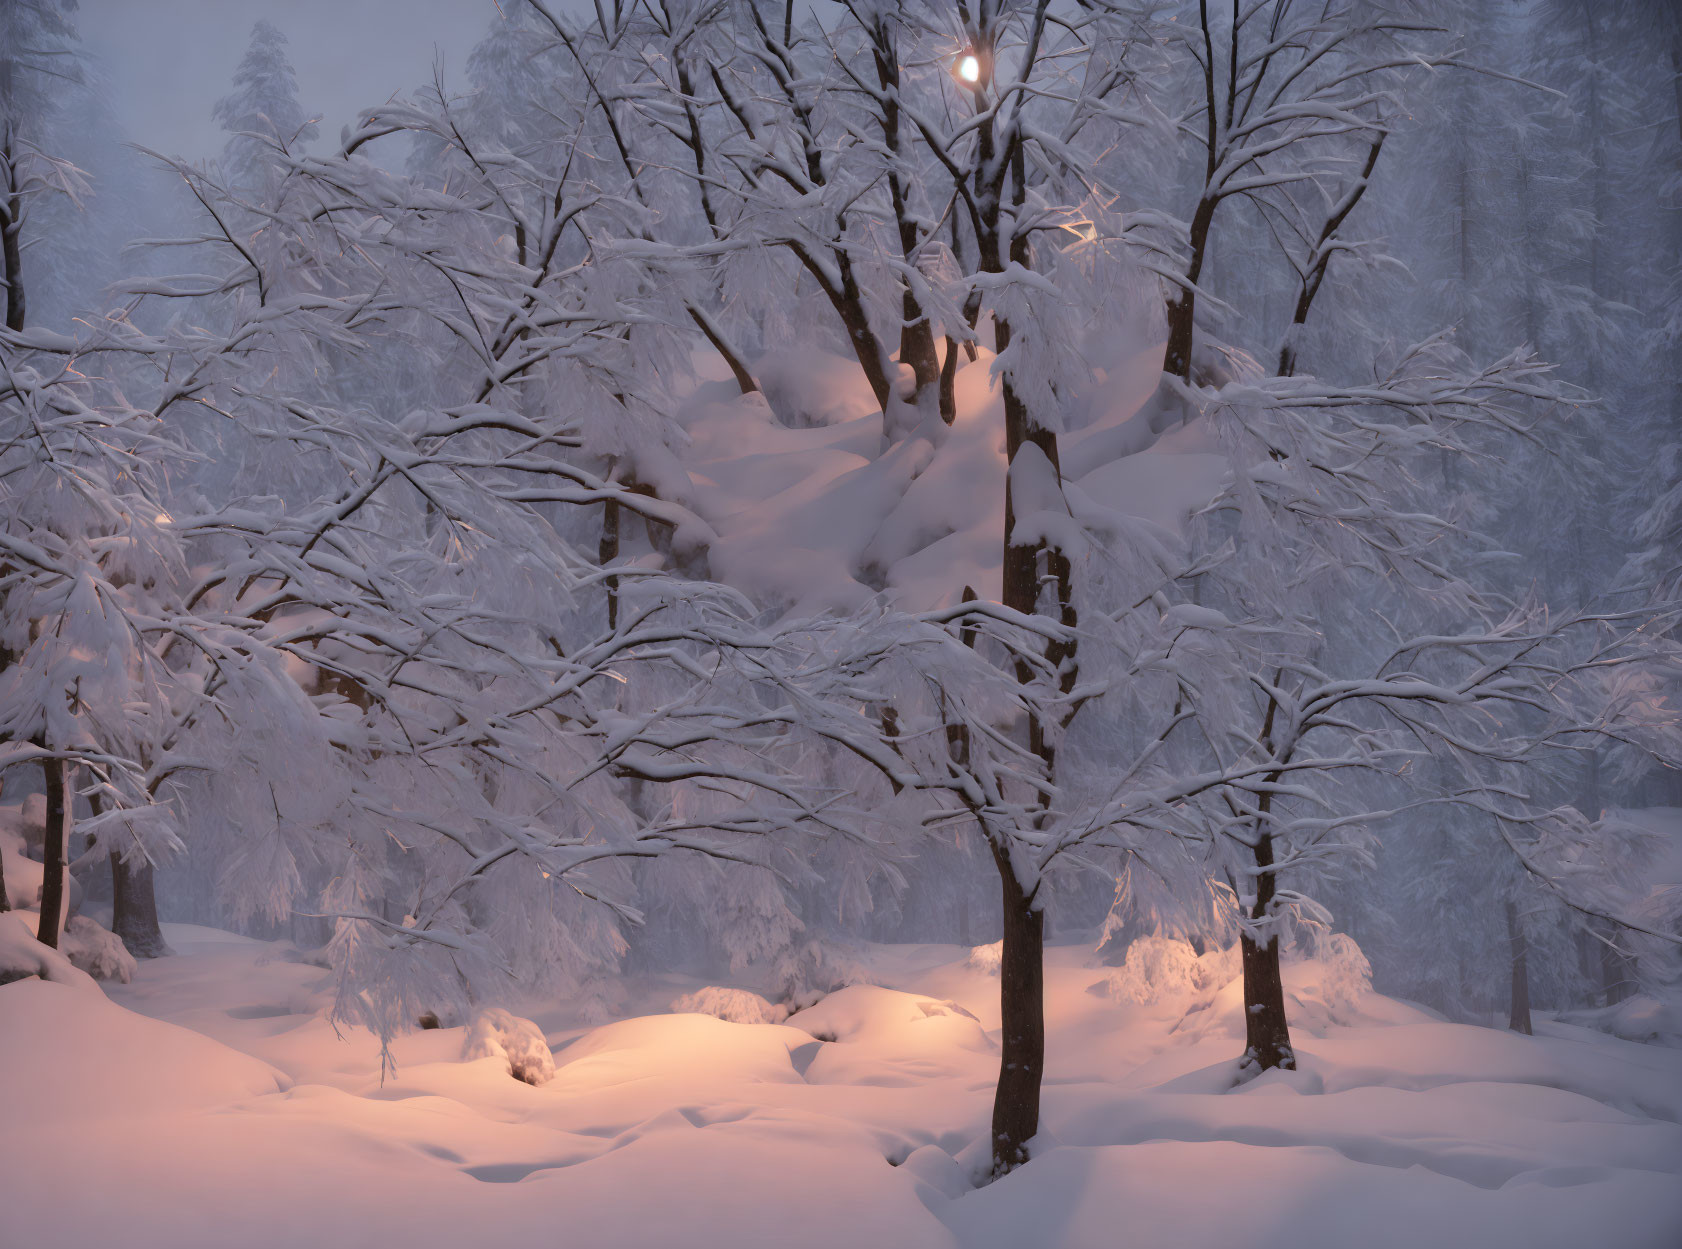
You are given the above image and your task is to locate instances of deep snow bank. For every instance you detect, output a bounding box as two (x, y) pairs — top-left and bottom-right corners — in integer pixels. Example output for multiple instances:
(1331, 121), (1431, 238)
(0, 928), (1677, 1249)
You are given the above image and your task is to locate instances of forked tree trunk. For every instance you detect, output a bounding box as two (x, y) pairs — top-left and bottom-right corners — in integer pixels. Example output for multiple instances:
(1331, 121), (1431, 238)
(1239, 829), (1295, 1072)
(112, 853), (168, 959)
(988, 845), (1044, 1175)
(36, 755), (70, 949)
(1506, 901), (1532, 1036)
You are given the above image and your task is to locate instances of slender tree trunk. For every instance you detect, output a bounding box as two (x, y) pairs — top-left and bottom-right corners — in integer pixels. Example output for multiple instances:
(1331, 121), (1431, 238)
(988, 844), (1044, 1175)
(1506, 901), (1532, 1035)
(969, 34), (1077, 1177)
(1163, 196), (1216, 382)
(36, 755), (69, 949)
(938, 335), (961, 425)
(1, 134), (24, 334)
(1576, 926), (1600, 1007)
(867, 17), (940, 415)
(1239, 829), (1295, 1071)
(989, 317), (1061, 1175)
(1600, 926), (1630, 1006)
(599, 497), (621, 631)
(686, 304), (757, 396)
(833, 255), (895, 412)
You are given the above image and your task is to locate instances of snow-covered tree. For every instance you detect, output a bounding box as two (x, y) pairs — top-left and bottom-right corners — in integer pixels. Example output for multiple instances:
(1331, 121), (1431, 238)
(212, 20), (317, 196)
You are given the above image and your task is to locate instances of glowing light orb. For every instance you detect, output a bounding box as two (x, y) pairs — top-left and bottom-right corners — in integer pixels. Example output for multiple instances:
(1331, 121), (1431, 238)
(957, 54), (981, 84)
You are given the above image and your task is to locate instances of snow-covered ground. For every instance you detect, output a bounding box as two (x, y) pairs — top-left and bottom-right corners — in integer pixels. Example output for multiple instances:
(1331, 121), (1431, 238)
(3, 924), (1678, 1249)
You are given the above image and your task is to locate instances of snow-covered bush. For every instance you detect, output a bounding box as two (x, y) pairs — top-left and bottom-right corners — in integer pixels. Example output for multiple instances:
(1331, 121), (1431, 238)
(1100, 937), (1240, 1006)
(1295, 931), (1374, 1021)
(669, 986), (789, 1026)
(60, 915), (136, 983)
(770, 938), (873, 1010)
(0, 817), (43, 910)
(461, 1008), (556, 1086)
(964, 941), (1003, 976)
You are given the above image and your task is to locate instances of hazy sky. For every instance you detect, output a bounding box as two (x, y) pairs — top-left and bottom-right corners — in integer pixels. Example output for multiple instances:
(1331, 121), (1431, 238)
(78, 0), (507, 159)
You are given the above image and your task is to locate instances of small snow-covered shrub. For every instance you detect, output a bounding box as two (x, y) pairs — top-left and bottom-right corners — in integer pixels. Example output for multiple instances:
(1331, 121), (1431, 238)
(0, 820), (43, 910)
(965, 941), (1002, 976)
(0, 914), (98, 989)
(16, 794), (46, 850)
(1100, 937), (1240, 1005)
(670, 986), (790, 1025)
(61, 915), (137, 983)
(771, 938), (872, 1009)
(1102, 936), (1202, 1004)
(461, 1008), (555, 1085)
(1559, 995), (1682, 1046)
(1290, 930), (1372, 1021)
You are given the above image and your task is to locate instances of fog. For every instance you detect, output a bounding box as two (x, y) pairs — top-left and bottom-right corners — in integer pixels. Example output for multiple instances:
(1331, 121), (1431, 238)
(78, 0), (499, 158)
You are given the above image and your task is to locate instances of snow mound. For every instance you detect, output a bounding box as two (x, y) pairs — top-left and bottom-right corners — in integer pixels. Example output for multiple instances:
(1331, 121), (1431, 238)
(556, 1011), (809, 1089)
(671, 985), (790, 1025)
(965, 940), (1003, 975)
(461, 1007), (556, 1085)
(0, 811), (44, 908)
(1559, 995), (1682, 1046)
(787, 986), (995, 1087)
(788, 984), (987, 1048)
(0, 975), (288, 1118)
(0, 912), (98, 988)
(61, 914), (138, 983)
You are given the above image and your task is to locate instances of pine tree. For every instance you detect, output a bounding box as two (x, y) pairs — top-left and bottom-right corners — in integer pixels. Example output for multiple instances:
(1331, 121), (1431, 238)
(212, 20), (318, 196)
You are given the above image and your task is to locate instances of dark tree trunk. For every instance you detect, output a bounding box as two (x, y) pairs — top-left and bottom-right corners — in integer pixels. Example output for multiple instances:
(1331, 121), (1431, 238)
(1239, 830), (1295, 1072)
(988, 846), (1044, 1176)
(36, 755), (69, 949)
(989, 324), (1060, 1177)
(833, 253), (895, 412)
(939, 335), (961, 425)
(1163, 196), (1216, 382)
(686, 305), (757, 396)
(1277, 134), (1385, 378)
(968, 44), (1077, 1180)
(2, 137), (24, 334)
(1506, 901), (1532, 1035)
(599, 497), (620, 631)
(112, 852), (168, 959)
(866, 16), (940, 416)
